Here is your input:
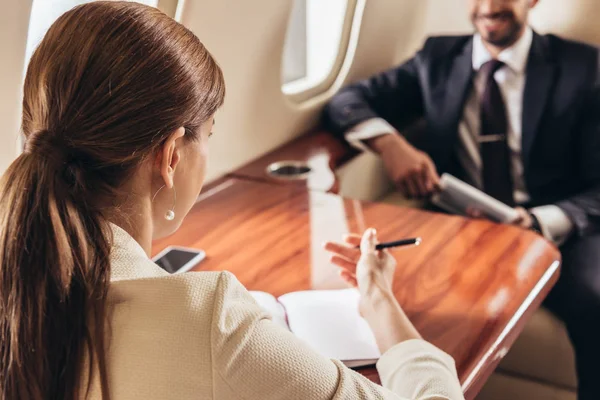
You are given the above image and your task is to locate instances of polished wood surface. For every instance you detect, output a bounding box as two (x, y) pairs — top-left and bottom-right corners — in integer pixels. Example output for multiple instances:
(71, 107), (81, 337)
(152, 179), (560, 400)
(229, 130), (354, 193)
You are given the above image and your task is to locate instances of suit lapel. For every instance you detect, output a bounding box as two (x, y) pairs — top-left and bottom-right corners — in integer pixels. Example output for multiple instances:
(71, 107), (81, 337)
(435, 38), (474, 168)
(522, 33), (557, 167)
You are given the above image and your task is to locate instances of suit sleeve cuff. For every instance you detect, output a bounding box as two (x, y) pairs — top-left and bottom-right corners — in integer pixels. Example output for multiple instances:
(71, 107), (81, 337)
(344, 118), (396, 152)
(530, 205), (574, 245)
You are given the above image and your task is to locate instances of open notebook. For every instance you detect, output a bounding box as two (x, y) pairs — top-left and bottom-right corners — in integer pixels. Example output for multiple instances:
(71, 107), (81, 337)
(250, 288), (380, 368)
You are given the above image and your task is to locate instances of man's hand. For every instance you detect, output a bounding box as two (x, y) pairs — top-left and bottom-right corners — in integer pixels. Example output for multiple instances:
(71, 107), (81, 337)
(513, 207), (534, 229)
(367, 134), (440, 198)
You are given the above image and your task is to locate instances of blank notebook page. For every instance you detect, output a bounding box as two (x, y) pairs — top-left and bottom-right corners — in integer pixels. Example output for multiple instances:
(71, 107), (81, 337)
(278, 288), (381, 362)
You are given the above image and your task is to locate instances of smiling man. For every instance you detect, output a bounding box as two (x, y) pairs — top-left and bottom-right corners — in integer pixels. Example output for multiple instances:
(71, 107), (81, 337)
(476, 0), (527, 47)
(323, 1), (600, 399)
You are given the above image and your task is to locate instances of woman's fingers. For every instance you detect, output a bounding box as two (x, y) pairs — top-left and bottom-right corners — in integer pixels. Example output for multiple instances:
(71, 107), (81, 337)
(324, 241), (360, 264)
(330, 255), (357, 273)
(343, 234), (361, 246)
(378, 249), (391, 261)
(339, 270), (358, 287)
(326, 231), (383, 279)
(360, 228), (377, 255)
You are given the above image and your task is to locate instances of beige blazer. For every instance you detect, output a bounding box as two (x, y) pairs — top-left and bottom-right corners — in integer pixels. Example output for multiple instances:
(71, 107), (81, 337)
(84, 224), (464, 399)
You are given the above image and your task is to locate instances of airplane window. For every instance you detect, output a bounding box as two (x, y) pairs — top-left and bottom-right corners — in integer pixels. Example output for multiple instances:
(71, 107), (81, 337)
(25, 0), (159, 66)
(282, 0), (350, 97)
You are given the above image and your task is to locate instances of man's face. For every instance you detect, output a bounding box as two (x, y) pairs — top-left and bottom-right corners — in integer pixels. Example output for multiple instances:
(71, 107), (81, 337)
(469, 0), (537, 48)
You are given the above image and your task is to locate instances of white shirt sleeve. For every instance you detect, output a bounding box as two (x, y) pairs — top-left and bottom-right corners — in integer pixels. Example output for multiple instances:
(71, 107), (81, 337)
(377, 339), (464, 399)
(530, 205), (574, 246)
(345, 118), (397, 152)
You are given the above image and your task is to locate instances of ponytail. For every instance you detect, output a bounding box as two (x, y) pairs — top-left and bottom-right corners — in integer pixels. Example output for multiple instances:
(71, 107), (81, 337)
(0, 148), (111, 399)
(0, 1), (226, 398)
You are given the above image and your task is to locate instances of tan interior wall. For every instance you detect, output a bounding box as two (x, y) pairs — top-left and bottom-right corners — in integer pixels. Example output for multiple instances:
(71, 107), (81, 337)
(0, 0), (599, 179)
(0, 0), (31, 173)
(529, 0), (600, 45)
(423, 0), (472, 37)
(181, 0), (430, 181)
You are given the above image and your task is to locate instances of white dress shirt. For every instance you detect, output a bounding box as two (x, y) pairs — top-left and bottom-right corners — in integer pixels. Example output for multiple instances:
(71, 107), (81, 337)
(345, 28), (573, 245)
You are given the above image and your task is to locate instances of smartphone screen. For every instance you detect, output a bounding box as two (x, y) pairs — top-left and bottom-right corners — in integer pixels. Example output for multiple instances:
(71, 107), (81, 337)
(153, 247), (205, 274)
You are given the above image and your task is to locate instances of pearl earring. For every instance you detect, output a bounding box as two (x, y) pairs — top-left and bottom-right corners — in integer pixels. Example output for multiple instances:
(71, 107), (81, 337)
(152, 184), (176, 221)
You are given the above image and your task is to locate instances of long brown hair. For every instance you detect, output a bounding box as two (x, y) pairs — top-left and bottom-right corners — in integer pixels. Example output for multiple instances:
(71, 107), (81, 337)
(0, 2), (225, 398)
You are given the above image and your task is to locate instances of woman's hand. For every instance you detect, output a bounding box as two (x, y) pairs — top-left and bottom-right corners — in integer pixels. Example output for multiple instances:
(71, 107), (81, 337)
(324, 228), (421, 349)
(324, 228), (397, 311)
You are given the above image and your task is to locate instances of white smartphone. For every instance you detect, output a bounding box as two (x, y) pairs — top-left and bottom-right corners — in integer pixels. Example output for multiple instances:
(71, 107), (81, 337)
(152, 246), (206, 274)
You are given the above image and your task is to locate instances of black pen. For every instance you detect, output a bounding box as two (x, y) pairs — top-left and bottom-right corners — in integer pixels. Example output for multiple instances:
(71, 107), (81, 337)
(355, 237), (422, 250)
(376, 237), (422, 250)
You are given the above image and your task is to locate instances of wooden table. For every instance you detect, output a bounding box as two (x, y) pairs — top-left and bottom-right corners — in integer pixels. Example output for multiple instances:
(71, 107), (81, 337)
(152, 178), (560, 399)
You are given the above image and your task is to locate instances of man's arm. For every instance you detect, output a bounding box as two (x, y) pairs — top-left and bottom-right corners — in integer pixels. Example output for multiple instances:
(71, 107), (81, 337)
(344, 118), (397, 152)
(322, 47), (442, 198)
(322, 55), (424, 144)
(553, 55), (600, 238)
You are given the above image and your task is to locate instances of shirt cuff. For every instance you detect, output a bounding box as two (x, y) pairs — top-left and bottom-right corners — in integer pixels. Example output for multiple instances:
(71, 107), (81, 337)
(530, 205), (574, 246)
(344, 118), (396, 152)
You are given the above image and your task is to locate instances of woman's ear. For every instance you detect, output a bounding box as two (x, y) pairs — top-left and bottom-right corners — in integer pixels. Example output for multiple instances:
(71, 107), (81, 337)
(158, 127), (185, 189)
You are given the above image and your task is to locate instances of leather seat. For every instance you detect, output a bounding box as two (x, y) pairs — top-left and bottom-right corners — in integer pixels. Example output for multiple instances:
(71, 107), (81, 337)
(496, 307), (576, 390)
(477, 372), (576, 400)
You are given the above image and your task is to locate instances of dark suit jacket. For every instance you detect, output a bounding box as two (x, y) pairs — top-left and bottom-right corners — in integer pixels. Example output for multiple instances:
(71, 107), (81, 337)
(323, 32), (600, 236)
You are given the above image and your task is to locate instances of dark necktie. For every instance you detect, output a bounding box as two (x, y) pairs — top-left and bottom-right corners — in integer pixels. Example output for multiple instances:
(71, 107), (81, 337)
(480, 59), (514, 206)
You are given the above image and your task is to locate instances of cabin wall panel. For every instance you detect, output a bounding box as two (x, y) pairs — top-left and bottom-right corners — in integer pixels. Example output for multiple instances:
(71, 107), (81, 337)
(183, 0), (431, 181)
(0, 1), (31, 173)
(530, 0), (600, 45)
(1, 0), (600, 178)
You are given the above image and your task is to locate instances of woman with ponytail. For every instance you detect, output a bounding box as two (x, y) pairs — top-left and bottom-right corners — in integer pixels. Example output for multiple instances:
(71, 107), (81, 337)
(0, 2), (463, 399)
